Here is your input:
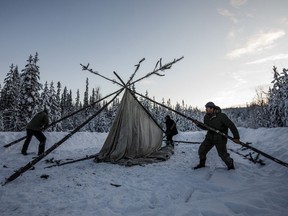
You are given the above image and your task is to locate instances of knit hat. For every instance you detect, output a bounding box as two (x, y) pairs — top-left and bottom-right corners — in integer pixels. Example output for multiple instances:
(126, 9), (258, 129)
(205, 102), (216, 108)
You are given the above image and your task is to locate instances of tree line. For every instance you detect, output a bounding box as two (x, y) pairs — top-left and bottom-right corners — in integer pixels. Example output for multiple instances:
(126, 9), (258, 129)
(0, 53), (287, 132)
(224, 66), (288, 128)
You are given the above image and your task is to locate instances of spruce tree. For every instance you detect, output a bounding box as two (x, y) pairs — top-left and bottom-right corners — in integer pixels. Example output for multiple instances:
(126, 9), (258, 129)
(1, 64), (21, 131)
(268, 66), (288, 127)
(60, 86), (74, 130)
(84, 78), (89, 108)
(88, 87), (103, 132)
(18, 53), (42, 130)
(75, 89), (81, 110)
(0, 84), (2, 130)
(49, 81), (62, 131)
(40, 81), (51, 109)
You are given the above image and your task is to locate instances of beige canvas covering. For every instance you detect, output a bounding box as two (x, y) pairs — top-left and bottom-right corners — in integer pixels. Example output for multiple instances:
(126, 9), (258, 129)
(95, 89), (173, 165)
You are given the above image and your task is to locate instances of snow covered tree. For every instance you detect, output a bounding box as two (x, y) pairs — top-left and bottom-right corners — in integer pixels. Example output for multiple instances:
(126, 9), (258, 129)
(55, 81), (63, 131)
(0, 84), (2, 130)
(48, 81), (62, 131)
(18, 53), (42, 130)
(84, 78), (89, 108)
(1, 64), (21, 131)
(40, 81), (51, 109)
(60, 86), (74, 131)
(267, 66), (288, 127)
(105, 97), (120, 129)
(39, 81), (62, 131)
(87, 87), (103, 132)
(0, 111), (3, 131)
(75, 89), (81, 110)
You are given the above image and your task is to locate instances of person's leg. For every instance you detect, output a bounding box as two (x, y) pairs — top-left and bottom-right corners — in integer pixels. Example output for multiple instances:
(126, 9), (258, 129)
(21, 130), (33, 155)
(194, 139), (214, 169)
(166, 134), (173, 147)
(170, 135), (175, 147)
(215, 142), (235, 170)
(33, 131), (46, 155)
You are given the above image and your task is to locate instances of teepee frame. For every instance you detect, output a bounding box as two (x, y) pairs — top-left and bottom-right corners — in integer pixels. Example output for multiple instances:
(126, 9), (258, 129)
(2, 56), (184, 185)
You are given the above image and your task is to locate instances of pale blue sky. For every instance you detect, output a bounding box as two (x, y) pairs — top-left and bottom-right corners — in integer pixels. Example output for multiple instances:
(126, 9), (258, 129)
(1, 0), (288, 108)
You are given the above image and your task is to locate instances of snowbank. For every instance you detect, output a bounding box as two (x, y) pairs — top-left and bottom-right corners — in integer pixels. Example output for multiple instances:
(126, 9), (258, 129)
(0, 127), (288, 216)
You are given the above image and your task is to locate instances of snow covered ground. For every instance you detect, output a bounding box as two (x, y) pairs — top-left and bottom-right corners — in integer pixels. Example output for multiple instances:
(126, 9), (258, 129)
(0, 127), (288, 216)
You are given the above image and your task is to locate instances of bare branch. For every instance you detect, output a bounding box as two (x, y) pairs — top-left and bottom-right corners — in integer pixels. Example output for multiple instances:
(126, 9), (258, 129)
(80, 63), (121, 86)
(127, 58), (145, 85)
(129, 56), (184, 87)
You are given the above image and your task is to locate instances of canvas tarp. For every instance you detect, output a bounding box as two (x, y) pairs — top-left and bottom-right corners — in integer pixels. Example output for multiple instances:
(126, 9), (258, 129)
(95, 89), (173, 165)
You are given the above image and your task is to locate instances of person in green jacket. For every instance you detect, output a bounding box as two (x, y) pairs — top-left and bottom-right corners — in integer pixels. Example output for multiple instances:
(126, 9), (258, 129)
(21, 109), (49, 156)
(193, 102), (240, 170)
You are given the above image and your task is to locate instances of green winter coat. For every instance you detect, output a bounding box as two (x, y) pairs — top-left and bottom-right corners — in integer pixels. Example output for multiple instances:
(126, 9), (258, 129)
(200, 107), (240, 144)
(27, 111), (49, 131)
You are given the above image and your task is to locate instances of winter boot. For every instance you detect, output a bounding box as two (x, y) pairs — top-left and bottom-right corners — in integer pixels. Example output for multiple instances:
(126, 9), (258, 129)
(227, 159), (235, 170)
(166, 141), (174, 148)
(193, 159), (206, 169)
(21, 151), (28, 156)
(38, 141), (46, 156)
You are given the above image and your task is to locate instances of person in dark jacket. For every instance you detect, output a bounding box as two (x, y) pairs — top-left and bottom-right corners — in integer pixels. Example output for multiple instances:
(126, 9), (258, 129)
(193, 102), (240, 170)
(165, 115), (178, 147)
(21, 109), (49, 156)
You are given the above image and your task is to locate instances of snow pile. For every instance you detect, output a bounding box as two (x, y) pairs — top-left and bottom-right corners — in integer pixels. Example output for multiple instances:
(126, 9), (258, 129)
(0, 127), (288, 216)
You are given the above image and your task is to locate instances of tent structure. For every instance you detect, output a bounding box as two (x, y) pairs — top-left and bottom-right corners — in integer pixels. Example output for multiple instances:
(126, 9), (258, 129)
(2, 57), (184, 184)
(95, 89), (173, 166)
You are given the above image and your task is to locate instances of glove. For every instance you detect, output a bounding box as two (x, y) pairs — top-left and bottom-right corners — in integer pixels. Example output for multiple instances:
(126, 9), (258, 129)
(233, 138), (240, 144)
(192, 120), (200, 125)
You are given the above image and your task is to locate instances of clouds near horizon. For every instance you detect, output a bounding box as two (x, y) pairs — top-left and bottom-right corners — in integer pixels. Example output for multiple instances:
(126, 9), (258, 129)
(226, 30), (286, 59)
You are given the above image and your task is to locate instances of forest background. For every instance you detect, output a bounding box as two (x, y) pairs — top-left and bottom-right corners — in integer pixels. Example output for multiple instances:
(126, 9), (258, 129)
(0, 52), (287, 133)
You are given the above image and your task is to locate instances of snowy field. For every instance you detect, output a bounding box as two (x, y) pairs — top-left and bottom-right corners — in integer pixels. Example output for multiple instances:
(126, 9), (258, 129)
(0, 127), (288, 216)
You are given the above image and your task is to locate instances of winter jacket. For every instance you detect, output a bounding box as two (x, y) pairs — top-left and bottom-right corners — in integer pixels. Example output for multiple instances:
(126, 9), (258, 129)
(199, 107), (239, 143)
(165, 119), (178, 136)
(27, 111), (49, 131)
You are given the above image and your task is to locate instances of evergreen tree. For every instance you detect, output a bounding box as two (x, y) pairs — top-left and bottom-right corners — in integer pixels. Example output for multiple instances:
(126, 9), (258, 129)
(268, 66), (288, 127)
(106, 97), (120, 129)
(84, 78), (89, 108)
(73, 89), (83, 131)
(1, 65), (21, 131)
(0, 84), (3, 111)
(18, 53), (42, 130)
(75, 89), (81, 110)
(88, 87), (103, 132)
(48, 81), (62, 131)
(0, 110), (3, 131)
(157, 98), (167, 128)
(0, 84), (2, 130)
(174, 101), (184, 131)
(40, 81), (51, 109)
(141, 90), (151, 111)
(60, 86), (74, 130)
(165, 98), (173, 121)
(56, 81), (62, 105)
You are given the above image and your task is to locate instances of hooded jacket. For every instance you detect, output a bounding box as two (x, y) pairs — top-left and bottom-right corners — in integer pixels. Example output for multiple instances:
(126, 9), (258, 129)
(26, 111), (49, 131)
(199, 106), (239, 143)
(165, 118), (178, 136)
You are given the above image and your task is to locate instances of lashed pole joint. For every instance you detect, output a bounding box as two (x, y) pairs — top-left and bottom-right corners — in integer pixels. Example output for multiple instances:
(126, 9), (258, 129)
(81, 56), (184, 89)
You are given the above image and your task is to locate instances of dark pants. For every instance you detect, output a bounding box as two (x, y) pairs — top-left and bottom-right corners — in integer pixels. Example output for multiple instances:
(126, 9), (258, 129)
(198, 138), (233, 167)
(21, 129), (46, 155)
(166, 133), (174, 147)
(167, 134), (173, 142)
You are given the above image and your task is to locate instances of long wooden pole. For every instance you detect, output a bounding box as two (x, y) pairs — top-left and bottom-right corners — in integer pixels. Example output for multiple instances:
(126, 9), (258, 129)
(2, 88), (124, 185)
(3, 89), (121, 148)
(134, 91), (288, 168)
